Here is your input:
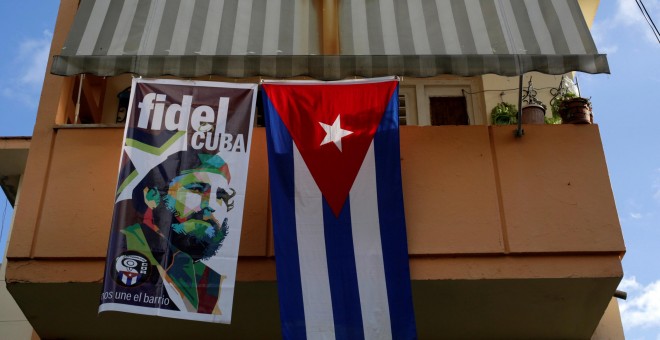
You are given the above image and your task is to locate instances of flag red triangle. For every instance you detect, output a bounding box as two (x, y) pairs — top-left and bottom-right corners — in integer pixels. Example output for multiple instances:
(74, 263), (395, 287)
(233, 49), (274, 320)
(263, 81), (397, 216)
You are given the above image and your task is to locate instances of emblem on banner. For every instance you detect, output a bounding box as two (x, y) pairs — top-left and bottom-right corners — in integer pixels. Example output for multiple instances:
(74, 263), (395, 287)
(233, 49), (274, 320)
(113, 251), (151, 287)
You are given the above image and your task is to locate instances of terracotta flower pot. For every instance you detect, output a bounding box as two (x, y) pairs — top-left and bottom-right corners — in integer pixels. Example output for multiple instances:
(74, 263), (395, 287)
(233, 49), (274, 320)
(559, 97), (592, 124)
(521, 104), (546, 124)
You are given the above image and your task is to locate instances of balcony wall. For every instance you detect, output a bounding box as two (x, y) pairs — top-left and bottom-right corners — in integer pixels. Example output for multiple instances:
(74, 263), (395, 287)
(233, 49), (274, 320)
(5, 123), (625, 339)
(7, 123), (624, 263)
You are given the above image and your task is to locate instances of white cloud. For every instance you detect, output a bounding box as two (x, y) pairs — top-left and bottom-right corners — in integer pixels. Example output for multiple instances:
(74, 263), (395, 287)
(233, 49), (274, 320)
(593, 0), (660, 52)
(630, 212), (643, 219)
(619, 199), (647, 224)
(653, 169), (660, 204)
(613, 0), (660, 44)
(1, 30), (52, 108)
(17, 30), (53, 89)
(619, 277), (660, 330)
(620, 276), (643, 292)
(613, 0), (645, 26)
(590, 20), (619, 54)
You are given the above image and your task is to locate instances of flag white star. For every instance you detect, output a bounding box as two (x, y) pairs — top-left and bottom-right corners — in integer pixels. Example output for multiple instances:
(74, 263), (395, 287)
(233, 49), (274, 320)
(319, 115), (353, 152)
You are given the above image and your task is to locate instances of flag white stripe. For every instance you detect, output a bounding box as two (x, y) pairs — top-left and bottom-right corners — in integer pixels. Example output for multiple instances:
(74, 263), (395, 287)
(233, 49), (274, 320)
(350, 142), (393, 340)
(293, 146), (336, 339)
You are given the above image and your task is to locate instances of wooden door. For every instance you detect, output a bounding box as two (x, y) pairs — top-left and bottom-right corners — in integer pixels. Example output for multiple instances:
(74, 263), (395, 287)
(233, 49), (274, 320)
(429, 97), (468, 125)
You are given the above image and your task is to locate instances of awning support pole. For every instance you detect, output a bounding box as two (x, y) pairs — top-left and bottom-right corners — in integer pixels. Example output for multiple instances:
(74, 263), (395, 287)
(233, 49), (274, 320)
(515, 74), (524, 137)
(73, 74), (84, 124)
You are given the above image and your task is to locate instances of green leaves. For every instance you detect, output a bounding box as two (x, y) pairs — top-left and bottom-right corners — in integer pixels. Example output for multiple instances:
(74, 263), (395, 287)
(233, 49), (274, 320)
(490, 102), (518, 125)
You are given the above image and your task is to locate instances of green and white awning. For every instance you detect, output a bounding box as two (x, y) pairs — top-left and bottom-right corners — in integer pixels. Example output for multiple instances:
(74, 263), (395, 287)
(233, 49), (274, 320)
(51, 0), (609, 79)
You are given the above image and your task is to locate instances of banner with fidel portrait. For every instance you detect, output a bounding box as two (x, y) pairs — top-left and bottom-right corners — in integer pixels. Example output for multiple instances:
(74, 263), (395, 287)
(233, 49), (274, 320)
(99, 78), (257, 323)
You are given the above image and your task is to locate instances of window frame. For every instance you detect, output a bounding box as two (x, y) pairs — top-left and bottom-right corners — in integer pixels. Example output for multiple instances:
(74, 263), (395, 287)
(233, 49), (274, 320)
(399, 77), (486, 126)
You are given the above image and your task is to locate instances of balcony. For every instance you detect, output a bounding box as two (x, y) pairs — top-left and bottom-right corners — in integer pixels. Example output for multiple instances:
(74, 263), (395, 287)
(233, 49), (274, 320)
(5, 123), (624, 339)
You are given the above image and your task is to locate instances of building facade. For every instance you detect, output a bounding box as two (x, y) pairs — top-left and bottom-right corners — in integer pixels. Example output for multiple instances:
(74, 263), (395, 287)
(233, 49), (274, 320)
(4, 0), (625, 338)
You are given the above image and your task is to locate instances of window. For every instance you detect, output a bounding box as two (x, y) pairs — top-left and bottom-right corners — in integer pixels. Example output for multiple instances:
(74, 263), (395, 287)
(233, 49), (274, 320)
(398, 86), (418, 126)
(429, 97), (469, 125)
(59, 75), (107, 124)
(398, 94), (407, 126)
(399, 77), (485, 126)
(57, 74), (134, 126)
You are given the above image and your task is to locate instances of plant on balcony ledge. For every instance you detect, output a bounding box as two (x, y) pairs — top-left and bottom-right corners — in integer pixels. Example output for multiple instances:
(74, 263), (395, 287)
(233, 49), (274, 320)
(550, 76), (593, 125)
(521, 77), (547, 125)
(490, 102), (518, 125)
(550, 92), (593, 124)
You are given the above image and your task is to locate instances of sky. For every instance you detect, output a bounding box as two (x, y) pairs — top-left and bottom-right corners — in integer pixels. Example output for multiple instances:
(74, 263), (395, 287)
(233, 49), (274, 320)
(0, 0), (658, 338)
(582, 1), (660, 339)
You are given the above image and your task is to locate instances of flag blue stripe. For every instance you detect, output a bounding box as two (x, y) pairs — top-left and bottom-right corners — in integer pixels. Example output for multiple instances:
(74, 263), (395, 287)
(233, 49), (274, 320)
(264, 81), (417, 339)
(374, 87), (418, 339)
(322, 199), (365, 340)
(263, 92), (307, 340)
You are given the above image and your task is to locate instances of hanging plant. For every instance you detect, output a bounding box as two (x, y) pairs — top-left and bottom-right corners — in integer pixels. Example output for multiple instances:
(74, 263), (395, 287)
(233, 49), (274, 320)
(548, 76), (593, 124)
(521, 77), (547, 124)
(549, 92), (575, 124)
(490, 102), (518, 125)
(550, 92), (592, 124)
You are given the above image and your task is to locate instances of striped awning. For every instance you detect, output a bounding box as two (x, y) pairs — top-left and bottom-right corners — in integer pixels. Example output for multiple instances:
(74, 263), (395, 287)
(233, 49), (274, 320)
(51, 0), (609, 79)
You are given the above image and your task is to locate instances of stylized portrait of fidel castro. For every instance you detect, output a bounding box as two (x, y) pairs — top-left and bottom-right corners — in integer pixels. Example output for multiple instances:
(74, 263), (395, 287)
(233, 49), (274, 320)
(120, 150), (236, 314)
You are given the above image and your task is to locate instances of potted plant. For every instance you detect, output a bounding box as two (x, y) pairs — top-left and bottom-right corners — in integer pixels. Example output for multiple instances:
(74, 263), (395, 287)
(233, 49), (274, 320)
(549, 76), (593, 124)
(521, 77), (546, 124)
(560, 95), (592, 124)
(521, 103), (546, 124)
(490, 102), (518, 125)
(550, 92), (593, 124)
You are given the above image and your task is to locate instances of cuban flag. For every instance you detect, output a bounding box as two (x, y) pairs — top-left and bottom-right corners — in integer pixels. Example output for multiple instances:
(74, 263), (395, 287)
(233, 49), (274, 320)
(118, 271), (139, 286)
(262, 78), (416, 339)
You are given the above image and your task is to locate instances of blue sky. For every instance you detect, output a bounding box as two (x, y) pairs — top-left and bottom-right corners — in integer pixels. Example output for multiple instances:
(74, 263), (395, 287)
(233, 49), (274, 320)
(0, 1), (658, 338)
(582, 1), (660, 339)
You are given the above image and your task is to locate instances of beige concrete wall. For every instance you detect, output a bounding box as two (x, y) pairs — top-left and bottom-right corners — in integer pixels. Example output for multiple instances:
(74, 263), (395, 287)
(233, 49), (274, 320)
(482, 73), (565, 125)
(1, 185), (37, 340)
(0, 264), (36, 340)
(592, 298), (626, 340)
(578, 0), (601, 27)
